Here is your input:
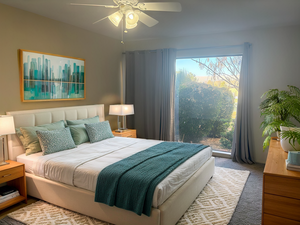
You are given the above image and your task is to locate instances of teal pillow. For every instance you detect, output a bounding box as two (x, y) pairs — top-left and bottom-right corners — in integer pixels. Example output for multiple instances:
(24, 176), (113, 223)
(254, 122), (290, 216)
(85, 121), (114, 143)
(18, 120), (65, 156)
(66, 116), (100, 126)
(69, 124), (89, 145)
(39, 120), (66, 130)
(36, 127), (76, 155)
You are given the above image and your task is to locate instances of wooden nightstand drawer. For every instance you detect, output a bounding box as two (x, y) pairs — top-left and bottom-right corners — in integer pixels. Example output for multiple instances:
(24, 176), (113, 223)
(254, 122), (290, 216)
(0, 166), (23, 183)
(112, 129), (136, 138)
(123, 130), (136, 138)
(264, 193), (300, 221)
(264, 175), (300, 199)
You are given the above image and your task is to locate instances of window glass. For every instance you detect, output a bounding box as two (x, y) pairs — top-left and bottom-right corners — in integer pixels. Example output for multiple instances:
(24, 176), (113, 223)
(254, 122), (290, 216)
(175, 56), (242, 153)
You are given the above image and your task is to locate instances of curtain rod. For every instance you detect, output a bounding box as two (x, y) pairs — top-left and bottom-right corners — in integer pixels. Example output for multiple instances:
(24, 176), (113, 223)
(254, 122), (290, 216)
(122, 44), (245, 54)
(177, 44), (244, 51)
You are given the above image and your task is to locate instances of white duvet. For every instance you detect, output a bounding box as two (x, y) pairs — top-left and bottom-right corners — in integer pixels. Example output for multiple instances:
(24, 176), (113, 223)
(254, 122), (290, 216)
(17, 137), (212, 207)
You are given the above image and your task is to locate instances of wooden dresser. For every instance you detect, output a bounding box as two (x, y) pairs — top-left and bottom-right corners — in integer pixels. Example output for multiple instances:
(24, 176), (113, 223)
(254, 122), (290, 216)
(262, 138), (300, 225)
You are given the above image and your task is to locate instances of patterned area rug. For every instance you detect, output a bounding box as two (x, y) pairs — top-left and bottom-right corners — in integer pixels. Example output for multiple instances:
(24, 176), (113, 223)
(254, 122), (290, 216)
(177, 167), (250, 225)
(8, 167), (249, 225)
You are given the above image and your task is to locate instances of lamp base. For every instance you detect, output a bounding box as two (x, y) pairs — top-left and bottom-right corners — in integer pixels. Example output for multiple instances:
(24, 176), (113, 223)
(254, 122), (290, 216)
(0, 161), (9, 166)
(115, 128), (128, 133)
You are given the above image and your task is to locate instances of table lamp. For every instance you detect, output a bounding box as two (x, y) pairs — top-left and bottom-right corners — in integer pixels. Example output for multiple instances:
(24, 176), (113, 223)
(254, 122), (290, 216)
(109, 104), (134, 132)
(0, 115), (15, 166)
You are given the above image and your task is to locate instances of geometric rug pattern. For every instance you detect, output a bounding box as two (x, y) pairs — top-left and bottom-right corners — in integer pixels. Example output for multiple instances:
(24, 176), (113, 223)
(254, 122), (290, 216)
(9, 200), (109, 225)
(176, 167), (250, 225)
(8, 167), (249, 225)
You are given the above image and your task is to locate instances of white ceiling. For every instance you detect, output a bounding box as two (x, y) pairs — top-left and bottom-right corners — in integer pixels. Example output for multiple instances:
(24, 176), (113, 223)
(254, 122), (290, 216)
(1, 0), (300, 41)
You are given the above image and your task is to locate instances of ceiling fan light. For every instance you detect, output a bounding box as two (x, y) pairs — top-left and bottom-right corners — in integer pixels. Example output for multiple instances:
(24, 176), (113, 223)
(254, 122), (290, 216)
(108, 11), (123, 27)
(126, 12), (139, 25)
(126, 22), (137, 29)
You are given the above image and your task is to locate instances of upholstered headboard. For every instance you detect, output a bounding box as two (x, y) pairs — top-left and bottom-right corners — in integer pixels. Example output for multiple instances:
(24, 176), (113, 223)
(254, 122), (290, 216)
(6, 104), (105, 161)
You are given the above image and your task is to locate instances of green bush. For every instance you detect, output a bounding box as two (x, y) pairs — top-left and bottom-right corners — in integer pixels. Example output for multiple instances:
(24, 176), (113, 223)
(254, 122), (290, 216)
(220, 129), (234, 149)
(220, 137), (232, 149)
(221, 129), (234, 142)
(178, 82), (234, 143)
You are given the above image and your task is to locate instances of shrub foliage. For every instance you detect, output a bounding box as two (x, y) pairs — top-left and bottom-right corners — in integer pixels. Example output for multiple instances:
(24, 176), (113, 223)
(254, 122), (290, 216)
(178, 82), (234, 143)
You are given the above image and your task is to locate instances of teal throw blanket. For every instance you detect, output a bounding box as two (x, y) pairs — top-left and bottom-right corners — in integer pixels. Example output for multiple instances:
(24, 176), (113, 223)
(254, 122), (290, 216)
(94, 142), (208, 216)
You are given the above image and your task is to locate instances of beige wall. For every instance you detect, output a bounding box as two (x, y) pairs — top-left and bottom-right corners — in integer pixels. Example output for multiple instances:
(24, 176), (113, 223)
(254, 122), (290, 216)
(124, 25), (300, 163)
(0, 3), (123, 128)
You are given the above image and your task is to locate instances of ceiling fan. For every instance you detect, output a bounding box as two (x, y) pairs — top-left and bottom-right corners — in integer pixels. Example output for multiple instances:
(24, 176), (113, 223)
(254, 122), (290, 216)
(70, 0), (182, 30)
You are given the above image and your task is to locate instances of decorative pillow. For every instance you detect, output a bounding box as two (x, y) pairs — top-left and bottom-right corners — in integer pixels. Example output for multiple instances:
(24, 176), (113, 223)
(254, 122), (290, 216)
(39, 120), (66, 130)
(66, 116), (100, 126)
(85, 121), (114, 143)
(18, 120), (66, 156)
(16, 128), (25, 144)
(69, 124), (90, 145)
(36, 127), (76, 155)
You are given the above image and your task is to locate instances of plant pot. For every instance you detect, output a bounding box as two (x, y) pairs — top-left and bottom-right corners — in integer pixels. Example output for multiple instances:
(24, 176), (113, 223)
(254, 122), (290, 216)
(276, 131), (281, 141)
(280, 126), (300, 152)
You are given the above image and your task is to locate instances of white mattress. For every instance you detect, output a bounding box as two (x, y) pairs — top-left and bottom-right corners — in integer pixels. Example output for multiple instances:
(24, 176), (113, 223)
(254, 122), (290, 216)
(17, 137), (212, 207)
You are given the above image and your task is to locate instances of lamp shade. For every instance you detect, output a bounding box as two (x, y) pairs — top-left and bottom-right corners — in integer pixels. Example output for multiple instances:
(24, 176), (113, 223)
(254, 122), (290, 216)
(0, 115), (15, 136)
(125, 9), (139, 29)
(126, 10), (139, 24)
(108, 11), (123, 27)
(126, 22), (137, 29)
(109, 105), (134, 116)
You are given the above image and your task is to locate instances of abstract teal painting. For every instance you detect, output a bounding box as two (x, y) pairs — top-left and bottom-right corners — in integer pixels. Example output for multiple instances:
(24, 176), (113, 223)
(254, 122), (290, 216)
(20, 50), (85, 102)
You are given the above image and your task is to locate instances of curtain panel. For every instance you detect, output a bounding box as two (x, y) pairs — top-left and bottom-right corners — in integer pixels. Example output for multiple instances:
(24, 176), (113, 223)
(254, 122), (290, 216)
(125, 49), (176, 141)
(231, 42), (254, 164)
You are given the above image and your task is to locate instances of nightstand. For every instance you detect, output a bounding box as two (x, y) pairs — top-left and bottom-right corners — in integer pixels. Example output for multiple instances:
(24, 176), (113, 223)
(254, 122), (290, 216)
(0, 160), (27, 210)
(112, 129), (137, 138)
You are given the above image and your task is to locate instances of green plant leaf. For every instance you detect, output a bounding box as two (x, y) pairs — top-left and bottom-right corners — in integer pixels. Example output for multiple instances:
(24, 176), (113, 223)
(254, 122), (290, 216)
(288, 85), (300, 98)
(263, 136), (271, 150)
(261, 89), (278, 99)
(259, 85), (300, 150)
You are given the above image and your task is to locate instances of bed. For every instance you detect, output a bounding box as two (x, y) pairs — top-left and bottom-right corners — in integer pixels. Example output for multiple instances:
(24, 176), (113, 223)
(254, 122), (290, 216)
(7, 104), (215, 225)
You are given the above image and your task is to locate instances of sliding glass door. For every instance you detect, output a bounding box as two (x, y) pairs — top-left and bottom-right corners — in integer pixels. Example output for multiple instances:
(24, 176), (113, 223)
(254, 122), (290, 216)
(175, 56), (242, 153)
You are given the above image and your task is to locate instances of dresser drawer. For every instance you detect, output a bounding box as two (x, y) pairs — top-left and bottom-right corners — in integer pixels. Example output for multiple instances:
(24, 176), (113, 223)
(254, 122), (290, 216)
(264, 175), (300, 199)
(0, 166), (23, 183)
(264, 193), (300, 221)
(263, 214), (300, 225)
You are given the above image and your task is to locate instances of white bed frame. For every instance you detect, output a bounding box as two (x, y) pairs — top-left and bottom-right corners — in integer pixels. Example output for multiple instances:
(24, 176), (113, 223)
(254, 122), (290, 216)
(7, 104), (215, 225)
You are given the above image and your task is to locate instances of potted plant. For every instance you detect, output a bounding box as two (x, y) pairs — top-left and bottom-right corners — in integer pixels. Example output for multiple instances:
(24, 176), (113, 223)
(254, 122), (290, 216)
(280, 126), (300, 151)
(259, 85), (300, 150)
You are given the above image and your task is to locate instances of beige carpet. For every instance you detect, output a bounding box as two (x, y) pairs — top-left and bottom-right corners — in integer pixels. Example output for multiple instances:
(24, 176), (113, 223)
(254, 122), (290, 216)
(8, 167), (250, 225)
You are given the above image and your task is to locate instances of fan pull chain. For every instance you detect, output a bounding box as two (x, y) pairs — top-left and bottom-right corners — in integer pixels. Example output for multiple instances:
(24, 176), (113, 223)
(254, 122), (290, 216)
(121, 15), (127, 44)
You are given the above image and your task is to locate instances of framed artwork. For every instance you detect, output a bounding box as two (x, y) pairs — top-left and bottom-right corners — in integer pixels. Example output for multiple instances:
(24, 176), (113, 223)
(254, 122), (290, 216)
(19, 49), (86, 102)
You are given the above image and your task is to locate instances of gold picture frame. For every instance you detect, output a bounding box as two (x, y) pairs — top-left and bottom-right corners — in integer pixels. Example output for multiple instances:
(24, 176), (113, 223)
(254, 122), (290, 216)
(19, 49), (86, 102)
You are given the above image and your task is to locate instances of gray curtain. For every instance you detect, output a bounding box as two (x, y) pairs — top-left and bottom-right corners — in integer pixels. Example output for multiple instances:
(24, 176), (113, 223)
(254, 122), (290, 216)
(231, 42), (253, 164)
(125, 49), (176, 141)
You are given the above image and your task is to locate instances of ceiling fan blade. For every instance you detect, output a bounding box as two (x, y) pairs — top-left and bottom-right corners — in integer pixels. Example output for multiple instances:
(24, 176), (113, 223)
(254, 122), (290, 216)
(136, 2), (182, 12)
(93, 10), (123, 25)
(93, 16), (109, 24)
(70, 3), (118, 8)
(135, 11), (158, 27)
